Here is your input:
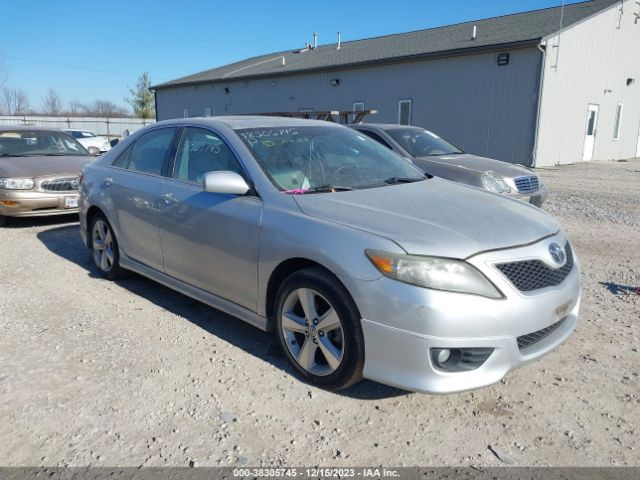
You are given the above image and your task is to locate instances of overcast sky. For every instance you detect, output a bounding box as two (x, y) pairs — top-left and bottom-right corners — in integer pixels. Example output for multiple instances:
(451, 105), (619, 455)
(1, 0), (567, 112)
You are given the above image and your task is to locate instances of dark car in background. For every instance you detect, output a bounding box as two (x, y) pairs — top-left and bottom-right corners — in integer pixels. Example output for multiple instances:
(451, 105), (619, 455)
(351, 124), (548, 207)
(0, 126), (92, 226)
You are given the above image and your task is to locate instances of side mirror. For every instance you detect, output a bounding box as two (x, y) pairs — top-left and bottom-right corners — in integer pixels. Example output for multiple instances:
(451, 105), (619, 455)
(202, 171), (250, 195)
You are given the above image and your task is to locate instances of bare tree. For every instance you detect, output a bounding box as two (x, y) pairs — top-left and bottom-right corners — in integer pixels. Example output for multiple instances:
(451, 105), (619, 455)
(2, 87), (30, 115)
(82, 100), (129, 117)
(67, 99), (86, 115)
(42, 88), (62, 116)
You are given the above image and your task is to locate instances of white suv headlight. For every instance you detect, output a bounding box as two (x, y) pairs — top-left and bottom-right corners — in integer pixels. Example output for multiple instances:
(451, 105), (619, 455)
(482, 174), (511, 194)
(0, 178), (35, 190)
(366, 250), (503, 298)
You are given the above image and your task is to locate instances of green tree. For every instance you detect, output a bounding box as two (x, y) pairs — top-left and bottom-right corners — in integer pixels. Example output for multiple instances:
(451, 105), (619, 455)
(126, 71), (155, 119)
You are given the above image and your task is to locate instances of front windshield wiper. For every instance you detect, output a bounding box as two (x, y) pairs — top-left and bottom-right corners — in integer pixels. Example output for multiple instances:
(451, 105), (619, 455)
(305, 184), (354, 194)
(39, 153), (85, 156)
(423, 152), (464, 156)
(383, 176), (426, 185)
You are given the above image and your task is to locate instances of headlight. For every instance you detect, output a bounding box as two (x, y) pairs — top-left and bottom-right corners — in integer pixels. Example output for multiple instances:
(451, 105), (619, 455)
(481, 174), (511, 193)
(365, 250), (503, 298)
(0, 178), (35, 190)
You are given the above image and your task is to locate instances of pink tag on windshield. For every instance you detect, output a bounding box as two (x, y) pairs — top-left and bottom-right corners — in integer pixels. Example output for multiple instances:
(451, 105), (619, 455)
(282, 188), (309, 195)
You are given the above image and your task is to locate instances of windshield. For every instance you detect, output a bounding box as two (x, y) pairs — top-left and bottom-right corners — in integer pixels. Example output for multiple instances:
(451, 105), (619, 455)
(237, 126), (425, 192)
(386, 128), (463, 157)
(67, 130), (96, 138)
(0, 130), (90, 157)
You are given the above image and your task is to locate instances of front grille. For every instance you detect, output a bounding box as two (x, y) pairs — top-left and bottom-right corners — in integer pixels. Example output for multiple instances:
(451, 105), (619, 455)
(513, 175), (540, 194)
(517, 317), (566, 350)
(40, 177), (79, 192)
(496, 242), (574, 293)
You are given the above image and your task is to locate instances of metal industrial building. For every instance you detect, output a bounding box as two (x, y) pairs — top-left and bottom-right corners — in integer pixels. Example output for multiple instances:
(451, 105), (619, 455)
(153, 0), (640, 167)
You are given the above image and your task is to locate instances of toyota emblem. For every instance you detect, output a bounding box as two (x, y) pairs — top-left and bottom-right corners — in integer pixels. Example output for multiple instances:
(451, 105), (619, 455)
(71, 180), (79, 190)
(549, 243), (565, 265)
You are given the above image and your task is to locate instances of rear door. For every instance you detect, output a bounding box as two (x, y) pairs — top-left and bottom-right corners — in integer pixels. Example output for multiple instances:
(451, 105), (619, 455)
(105, 127), (178, 271)
(157, 127), (262, 311)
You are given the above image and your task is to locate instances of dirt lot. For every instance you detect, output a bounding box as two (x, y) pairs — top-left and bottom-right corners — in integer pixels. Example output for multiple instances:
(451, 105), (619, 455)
(0, 159), (638, 467)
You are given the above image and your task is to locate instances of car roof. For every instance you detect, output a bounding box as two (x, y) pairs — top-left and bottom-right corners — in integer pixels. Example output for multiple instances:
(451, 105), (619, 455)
(153, 115), (343, 130)
(354, 123), (424, 131)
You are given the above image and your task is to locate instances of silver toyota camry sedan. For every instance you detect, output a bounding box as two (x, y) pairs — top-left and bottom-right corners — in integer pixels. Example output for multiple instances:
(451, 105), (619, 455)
(79, 116), (581, 394)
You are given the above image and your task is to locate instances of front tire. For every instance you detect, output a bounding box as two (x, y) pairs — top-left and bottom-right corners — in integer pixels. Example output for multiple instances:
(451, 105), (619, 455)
(89, 213), (125, 280)
(274, 267), (365, 390)
(0, 215), (6, 227)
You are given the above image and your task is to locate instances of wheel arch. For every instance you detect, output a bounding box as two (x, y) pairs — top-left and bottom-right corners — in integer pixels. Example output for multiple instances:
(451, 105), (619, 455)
(84, 205), (105, 248)
(265, 258), (357, 326)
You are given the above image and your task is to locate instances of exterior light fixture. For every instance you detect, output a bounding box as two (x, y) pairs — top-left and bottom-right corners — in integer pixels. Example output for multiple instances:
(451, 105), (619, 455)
(331, 79), (340, 86)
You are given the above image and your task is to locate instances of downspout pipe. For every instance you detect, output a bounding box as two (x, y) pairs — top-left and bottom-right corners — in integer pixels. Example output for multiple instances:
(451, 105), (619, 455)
(531, 43), (547, 167)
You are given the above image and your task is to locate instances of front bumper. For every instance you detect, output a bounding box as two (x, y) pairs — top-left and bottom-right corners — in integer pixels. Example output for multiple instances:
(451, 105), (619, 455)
(346, 232), (580, 393)
(0, 189), (80, 217)
(505, 184), (550, 207)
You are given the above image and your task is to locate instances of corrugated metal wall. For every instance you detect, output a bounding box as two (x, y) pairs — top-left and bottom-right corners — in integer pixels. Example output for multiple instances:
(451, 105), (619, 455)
(156, 48), (542, 165)
(535, 0), (640, 166)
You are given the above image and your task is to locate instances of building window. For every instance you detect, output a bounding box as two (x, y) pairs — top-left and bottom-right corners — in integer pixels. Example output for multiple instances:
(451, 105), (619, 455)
(204, 107), (212, 117)
(353, 102), (365, 111)
(398, 99), (412, 125)
(613, 103), (623, 140)
(183, 108), (190, 118)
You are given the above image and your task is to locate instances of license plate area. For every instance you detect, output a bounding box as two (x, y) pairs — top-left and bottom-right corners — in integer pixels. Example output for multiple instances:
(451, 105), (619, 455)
(65, 196), (79, 209)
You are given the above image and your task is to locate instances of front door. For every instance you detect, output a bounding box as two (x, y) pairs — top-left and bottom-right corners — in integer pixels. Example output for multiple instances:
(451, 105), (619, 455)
(582, 104), (599, 161)
(158, 127), (262, 311)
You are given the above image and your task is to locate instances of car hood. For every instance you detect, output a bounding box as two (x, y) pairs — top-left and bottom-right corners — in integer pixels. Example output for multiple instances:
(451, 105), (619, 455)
(293, 179), (559, 258)
(0, 155), (92, 178)
(417, 154), (533, 178)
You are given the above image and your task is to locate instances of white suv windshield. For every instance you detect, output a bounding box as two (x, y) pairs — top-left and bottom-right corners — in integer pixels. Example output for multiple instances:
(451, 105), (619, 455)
(237, 126), (425, 192)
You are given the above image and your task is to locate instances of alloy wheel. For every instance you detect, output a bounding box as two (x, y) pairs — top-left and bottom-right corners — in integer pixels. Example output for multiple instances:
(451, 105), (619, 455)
(92, 219), (115, 272)
(280, 288), (345, 376)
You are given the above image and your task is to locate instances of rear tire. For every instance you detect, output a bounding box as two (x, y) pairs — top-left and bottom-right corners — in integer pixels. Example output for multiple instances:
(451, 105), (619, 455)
(274, 267), (365, 390)
(0, 215), (6, 227)
(89, 212), (125, 280)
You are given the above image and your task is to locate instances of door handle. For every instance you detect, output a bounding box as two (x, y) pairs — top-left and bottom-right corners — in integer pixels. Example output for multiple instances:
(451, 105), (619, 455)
(103, 177), (114, 187)
(161, 192), (178, 205)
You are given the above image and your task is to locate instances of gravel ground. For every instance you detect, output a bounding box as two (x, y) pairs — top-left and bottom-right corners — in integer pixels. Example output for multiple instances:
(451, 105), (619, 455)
(0, 159), (638, 468)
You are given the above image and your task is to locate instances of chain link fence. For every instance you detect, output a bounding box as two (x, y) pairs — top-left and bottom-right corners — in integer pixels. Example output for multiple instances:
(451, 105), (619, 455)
(0, 115), (155, 140)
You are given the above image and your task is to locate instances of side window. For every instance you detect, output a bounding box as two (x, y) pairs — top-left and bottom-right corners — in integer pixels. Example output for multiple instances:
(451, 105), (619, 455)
(173, 128), (242, 183)
(359, 130), (393, 150)
(128, 128), (176, 175)
(112, 143), (134, 168)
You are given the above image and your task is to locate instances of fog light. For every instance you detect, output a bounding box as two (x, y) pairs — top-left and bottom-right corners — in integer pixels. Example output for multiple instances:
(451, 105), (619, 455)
(430, 347), (494, 372)
(436, 348), (451, 364)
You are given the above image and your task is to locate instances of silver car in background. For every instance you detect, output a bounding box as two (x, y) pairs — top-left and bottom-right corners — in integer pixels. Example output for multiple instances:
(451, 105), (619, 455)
(79, 117), (580, 393)
(351, 123), (549, 207)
